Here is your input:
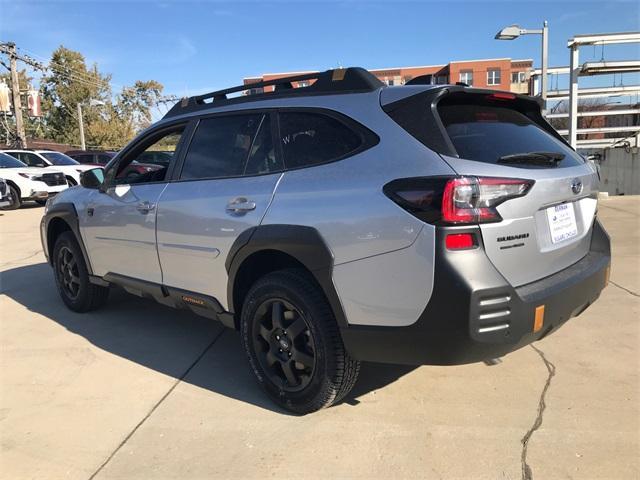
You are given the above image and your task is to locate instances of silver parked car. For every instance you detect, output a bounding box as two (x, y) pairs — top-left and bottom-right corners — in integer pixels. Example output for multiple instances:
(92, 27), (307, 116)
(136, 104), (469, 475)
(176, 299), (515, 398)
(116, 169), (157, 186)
(41, 68), (611, 414)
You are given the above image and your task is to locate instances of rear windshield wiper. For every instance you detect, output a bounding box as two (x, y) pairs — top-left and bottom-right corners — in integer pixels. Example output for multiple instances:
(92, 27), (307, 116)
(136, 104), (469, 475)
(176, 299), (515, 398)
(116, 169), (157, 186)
(497, 151), (565, 166)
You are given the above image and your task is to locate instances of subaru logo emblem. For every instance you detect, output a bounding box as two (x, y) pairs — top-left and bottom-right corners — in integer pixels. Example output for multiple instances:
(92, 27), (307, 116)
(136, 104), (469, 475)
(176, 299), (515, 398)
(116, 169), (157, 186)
(571, 178), (583, 195)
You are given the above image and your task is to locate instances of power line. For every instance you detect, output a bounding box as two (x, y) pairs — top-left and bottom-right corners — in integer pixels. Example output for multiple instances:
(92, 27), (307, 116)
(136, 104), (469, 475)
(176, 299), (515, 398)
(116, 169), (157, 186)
(18, 46), (119, 89)
(1, 43), (113, 92)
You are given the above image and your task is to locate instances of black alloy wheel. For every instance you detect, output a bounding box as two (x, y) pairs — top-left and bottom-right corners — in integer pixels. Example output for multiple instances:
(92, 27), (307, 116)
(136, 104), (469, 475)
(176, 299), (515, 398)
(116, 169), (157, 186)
(57, 245), (81, 300)
(253, 298), (316, 392)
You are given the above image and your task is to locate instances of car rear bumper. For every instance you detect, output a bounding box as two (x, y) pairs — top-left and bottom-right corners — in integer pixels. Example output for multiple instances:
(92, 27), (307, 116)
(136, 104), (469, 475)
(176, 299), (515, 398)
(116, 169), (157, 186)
(340, 219), (611, 365)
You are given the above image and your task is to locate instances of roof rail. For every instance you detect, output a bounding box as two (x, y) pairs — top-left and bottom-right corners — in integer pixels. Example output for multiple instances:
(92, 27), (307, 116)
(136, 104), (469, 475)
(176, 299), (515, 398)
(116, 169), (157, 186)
(163, 67), (384, 119)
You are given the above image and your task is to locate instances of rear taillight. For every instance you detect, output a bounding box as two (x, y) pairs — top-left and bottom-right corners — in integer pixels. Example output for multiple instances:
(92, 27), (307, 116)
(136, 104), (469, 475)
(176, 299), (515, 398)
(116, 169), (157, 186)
(384, 176), (533, 225)
(442, 177), (533, 224)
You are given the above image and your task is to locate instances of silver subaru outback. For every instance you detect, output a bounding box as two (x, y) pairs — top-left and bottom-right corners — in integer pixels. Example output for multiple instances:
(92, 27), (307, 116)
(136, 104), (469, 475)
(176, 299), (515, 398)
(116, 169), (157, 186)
(41, 68), (611, 414)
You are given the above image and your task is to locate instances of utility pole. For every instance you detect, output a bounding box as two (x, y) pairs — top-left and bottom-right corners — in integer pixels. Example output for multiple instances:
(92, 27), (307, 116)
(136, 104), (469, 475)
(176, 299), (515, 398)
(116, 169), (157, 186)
(7, 43), (27, 148)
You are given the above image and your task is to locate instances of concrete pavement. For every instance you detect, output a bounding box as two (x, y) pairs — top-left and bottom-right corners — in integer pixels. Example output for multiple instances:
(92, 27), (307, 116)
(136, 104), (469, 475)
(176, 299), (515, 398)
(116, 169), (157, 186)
(0, 198), (638, 479)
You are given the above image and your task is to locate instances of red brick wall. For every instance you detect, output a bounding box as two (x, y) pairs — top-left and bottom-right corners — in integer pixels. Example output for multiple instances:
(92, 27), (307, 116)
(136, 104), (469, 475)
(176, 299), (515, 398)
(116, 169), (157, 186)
(449, 59), (513, 90)
(244, 59), (533, 93)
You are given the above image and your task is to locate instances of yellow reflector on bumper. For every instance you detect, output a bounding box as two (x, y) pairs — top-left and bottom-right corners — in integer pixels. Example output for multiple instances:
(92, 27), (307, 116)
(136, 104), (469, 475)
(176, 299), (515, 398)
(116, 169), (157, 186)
(534, 305), (545, 333)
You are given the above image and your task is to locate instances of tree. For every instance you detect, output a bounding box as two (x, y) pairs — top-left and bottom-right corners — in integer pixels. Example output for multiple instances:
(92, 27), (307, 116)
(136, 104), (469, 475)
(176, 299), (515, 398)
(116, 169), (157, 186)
(39, 46), (164, 149)
(40, 46), (111, 146)
(117, 80), (163, 132)
(548, 98), (611, 139)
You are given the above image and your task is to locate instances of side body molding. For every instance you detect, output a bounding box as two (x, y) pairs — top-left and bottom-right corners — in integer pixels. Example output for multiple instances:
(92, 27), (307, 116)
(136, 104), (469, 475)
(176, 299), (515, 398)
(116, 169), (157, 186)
(225, 224), (348, 328)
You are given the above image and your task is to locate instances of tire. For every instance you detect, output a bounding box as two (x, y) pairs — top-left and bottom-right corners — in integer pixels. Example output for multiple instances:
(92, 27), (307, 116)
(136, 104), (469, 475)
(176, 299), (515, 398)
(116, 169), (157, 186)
(52, 231), (109, 312)
(1, 185), (21, 210)
(241, 269), (360, 414)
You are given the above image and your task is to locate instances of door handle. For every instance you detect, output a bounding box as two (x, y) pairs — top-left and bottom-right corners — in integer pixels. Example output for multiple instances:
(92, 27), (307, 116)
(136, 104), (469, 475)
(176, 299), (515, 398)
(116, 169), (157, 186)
(136, 201), (156, 214)
(226, 198), (256, 213)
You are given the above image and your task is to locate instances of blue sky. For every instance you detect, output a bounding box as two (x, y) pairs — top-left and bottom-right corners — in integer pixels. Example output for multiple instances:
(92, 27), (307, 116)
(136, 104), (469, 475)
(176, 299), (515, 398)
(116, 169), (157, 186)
(1, 0), (639, 104)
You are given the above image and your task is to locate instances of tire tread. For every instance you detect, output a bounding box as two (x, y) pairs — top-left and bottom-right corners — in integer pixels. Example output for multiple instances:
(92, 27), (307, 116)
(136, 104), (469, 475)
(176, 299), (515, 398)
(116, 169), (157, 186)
(53, 231), (109, 312)
(242, 268), (360, 414)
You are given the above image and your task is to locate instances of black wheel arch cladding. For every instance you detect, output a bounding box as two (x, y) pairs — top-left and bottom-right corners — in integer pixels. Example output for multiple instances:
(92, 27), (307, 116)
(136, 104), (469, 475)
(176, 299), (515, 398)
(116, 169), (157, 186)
(43, 202), (94, 275)
(226, 224), (348, 328)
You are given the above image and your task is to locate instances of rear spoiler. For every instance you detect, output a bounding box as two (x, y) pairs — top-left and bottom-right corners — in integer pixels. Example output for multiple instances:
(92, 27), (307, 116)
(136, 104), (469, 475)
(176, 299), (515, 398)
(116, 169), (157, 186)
(381, 85), (567, 158)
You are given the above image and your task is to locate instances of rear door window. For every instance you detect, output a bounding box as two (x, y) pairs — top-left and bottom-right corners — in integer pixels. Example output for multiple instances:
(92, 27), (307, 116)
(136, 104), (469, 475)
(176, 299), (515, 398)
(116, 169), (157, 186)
(278, 112), (362, 169)
(437, 96), (583, 168)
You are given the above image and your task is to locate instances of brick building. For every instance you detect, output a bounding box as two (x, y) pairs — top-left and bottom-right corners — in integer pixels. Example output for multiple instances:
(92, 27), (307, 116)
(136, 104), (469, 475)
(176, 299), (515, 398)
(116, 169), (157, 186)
(244, 58), (534, 94)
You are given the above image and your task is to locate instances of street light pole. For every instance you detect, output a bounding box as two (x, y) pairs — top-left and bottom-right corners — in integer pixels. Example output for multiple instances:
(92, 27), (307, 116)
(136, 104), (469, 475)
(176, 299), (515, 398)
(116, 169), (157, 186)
(495, 20), (549, 113)
(77, 99), (104, 151)
(77, 103), (86, 151)
(541, 21), (549, 113)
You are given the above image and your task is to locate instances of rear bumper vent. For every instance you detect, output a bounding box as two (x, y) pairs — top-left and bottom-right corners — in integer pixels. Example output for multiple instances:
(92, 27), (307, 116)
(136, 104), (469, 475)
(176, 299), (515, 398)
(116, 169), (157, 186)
(475, 293), (512, 335)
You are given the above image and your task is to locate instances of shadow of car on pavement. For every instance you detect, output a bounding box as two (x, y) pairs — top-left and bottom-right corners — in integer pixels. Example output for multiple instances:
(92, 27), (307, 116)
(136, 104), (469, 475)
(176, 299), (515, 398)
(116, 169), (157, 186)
(1, 262), (416, 414)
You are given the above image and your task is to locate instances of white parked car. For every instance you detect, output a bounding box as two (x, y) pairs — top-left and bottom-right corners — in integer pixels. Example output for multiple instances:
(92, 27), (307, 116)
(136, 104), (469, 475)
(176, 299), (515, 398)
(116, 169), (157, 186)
(0, 152), (68, 209)
(2, 149), (98, 186)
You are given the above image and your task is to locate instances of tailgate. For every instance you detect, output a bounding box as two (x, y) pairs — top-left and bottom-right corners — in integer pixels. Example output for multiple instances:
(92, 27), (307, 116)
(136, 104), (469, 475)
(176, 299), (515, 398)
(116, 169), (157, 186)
(436, 90), (599, 287)
(441, 155), (598, 286)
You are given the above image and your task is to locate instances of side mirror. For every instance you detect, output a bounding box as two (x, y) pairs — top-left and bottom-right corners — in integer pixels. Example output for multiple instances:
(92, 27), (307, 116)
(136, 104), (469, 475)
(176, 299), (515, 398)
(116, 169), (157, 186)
(80, 168), (105, 189)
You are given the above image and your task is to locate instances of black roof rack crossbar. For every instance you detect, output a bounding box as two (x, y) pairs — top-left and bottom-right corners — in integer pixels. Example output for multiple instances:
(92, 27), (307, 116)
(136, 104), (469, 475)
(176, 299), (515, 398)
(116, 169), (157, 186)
(163, 67), (384, 119)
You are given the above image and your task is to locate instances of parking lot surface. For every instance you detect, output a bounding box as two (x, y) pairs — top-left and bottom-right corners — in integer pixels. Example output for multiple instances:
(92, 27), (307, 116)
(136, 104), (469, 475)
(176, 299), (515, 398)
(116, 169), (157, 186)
(1, 197), (638, 480)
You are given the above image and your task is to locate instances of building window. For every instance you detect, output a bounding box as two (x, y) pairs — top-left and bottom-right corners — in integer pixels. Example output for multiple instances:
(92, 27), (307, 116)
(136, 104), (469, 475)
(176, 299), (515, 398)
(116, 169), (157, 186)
(511, 71), (526, 83)
(459, 71), (473, 86)
(487, 69), (501, 86)
(298, 81), (310, 88)
(247, 87), (263, 95)
(435, 75), (449, 85)
(386, 78), (395, 86)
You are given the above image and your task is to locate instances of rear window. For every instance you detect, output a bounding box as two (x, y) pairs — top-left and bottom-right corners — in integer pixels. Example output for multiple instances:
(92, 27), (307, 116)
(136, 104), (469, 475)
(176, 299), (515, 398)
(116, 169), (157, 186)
(279, 112), (362, 169)
(437, 97), (583, 168)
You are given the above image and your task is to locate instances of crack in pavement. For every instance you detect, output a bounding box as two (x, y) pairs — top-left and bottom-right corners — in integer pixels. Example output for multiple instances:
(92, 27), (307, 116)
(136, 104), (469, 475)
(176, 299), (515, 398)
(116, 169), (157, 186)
(87, 328), (226, 480)
(521, 344), (556, 480)
(610, 280), (640, 298)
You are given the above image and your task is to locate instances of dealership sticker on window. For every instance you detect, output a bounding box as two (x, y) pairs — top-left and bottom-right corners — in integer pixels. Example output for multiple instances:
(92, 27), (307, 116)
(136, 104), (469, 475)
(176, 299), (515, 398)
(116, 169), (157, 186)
(546, 202), (578, 244)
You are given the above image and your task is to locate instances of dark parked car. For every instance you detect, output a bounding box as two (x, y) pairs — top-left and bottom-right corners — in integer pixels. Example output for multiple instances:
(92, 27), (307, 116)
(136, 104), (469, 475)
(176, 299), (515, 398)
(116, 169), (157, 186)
(66, 149), (162, 180)
(135, 150), (174, 167)
(66, 150), (116, 166)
